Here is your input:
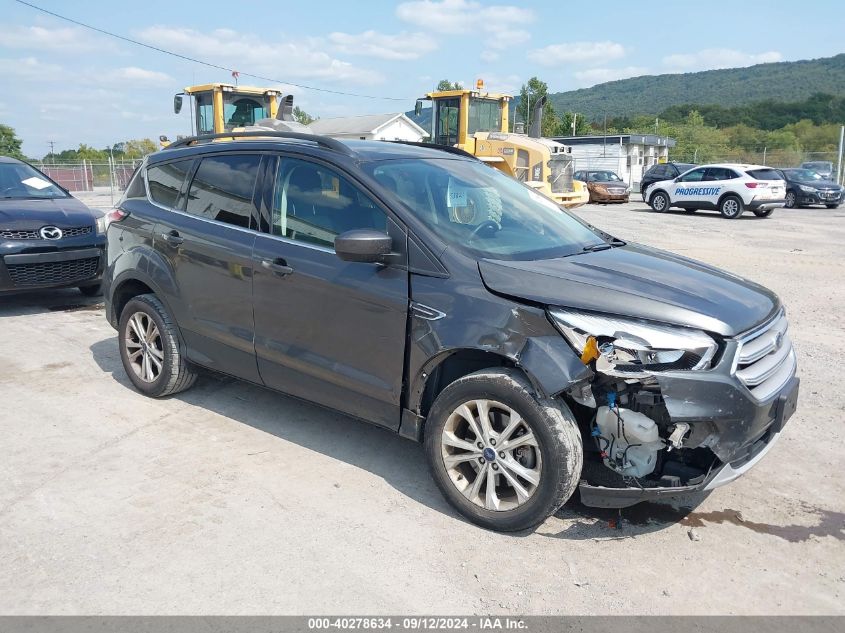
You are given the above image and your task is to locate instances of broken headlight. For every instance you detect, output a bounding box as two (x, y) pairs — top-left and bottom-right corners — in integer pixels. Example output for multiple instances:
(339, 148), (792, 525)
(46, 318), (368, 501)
(549, 308), (717, 377)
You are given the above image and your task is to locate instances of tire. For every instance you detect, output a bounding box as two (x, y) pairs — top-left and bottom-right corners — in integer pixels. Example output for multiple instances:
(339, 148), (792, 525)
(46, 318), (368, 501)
(719, 195), (744, 219)
(118, 294), (197, 397)
(753, 208), (774, 218)
(650, 191), (670, 213)
(683, 208), (698, 213)
(78, 283), (102, 297)
(784, 190), (797, 209)
(826, 204), (840, 209)
(424, 368), (583, 532)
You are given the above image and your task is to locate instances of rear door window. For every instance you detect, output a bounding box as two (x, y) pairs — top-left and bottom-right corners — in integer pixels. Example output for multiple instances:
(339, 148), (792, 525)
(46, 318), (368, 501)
(146, 159), (193, 208)
(704, 167), (739, 181)
(185, 154), (261, 228)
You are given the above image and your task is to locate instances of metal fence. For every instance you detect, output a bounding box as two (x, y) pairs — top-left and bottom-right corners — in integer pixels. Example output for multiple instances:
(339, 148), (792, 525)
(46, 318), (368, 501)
(34, 159), (142, 202)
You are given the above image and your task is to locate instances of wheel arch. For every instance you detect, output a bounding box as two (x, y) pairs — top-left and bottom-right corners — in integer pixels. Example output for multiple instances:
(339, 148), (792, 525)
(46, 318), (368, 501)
(717, 190), (743, 208)
(649, 188), (669, 205)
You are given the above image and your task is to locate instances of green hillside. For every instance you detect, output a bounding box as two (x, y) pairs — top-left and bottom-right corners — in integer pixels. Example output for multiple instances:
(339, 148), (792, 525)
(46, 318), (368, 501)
(548, 54), (845, 119)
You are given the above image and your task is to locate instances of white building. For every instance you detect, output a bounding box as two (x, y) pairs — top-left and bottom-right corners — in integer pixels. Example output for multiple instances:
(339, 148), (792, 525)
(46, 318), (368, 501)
(551, 134), (676, 191)
(309, 113), (429, 142)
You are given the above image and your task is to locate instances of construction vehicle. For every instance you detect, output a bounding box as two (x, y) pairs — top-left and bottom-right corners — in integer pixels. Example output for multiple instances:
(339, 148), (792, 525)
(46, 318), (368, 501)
(161, 83), (295, 145)
(415, 81), (588, 208)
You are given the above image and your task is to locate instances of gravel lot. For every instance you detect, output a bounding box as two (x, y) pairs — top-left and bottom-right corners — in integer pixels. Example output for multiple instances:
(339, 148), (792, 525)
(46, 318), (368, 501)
(1, 198), (843, 615)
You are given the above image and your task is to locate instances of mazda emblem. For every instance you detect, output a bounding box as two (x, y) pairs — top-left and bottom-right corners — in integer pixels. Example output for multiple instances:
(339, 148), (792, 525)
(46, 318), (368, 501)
(40, 226), (63, 240)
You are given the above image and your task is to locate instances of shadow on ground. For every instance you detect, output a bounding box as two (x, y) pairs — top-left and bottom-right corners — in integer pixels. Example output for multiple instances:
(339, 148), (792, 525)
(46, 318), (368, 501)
(89, 334), (843, 541)
(0, 287), (103, 318)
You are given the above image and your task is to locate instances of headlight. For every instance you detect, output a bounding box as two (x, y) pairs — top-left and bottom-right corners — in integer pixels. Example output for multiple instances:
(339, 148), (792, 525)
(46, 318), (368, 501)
(96, 215), (107, 235)
(549, 308), (717, 377)
(799, 185), (817, 193)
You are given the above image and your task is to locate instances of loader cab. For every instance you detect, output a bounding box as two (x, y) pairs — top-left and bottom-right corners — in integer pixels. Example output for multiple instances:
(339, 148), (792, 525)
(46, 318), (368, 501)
(421, 85), (510, 149)
(176, 83), (281, 135)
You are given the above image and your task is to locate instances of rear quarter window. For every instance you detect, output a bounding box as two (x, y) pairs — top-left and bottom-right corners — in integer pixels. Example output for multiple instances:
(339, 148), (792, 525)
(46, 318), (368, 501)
(746, 169), (783, 181)
(147, 159), (193, 208)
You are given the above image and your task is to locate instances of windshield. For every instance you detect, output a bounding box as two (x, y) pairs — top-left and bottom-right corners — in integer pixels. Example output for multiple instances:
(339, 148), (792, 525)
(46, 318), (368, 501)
(0, 162), (68, 199)
(588, 171), (622, 182)
(786, 169), (823, 181)
(802, 162), (832, 170)
(365, 158), (605, 260)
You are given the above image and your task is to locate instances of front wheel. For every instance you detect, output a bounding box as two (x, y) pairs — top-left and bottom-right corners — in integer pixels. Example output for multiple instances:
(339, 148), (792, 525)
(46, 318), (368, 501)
(424, 368), (583, 532)
(118, 294), (197, 397)
(720, 195), (744, 219)
(650, 191), (670, 213)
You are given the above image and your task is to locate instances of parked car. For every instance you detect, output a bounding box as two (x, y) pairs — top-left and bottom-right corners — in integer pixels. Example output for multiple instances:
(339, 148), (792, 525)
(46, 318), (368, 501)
(800, 161), (834, 180)
(0, 156), (105, 296)
(779, 168), (843, 209)
(643, 163), (785, 219)
(640, 162), (696, 201)
(103, 133), (799, 532)
(573, 170), (630, 203)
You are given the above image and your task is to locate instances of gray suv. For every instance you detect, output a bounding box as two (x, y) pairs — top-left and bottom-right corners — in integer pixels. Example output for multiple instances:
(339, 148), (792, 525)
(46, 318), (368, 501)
(102, 131), (799, 531)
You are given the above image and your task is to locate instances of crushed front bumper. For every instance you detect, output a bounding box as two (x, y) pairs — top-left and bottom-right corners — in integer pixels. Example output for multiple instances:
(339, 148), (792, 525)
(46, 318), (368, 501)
(578, 311), (800, 509)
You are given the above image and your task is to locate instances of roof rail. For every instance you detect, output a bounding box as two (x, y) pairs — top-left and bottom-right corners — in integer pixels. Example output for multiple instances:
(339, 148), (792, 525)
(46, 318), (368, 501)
(164, 131), (354, 156)
(387, 141), (478, 160)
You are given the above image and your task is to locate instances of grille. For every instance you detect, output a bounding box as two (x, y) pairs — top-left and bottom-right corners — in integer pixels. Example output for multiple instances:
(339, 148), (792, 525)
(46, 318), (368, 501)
(0, 226), (92, 240)
(734, 311), (796, 401)
(6, 256), (99, 288)
(607, 187), (627, 195)
(1, 229), (39, 240)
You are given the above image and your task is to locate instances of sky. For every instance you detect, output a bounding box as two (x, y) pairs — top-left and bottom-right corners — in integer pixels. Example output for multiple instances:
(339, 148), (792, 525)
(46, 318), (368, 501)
(2, 0), (844, 157)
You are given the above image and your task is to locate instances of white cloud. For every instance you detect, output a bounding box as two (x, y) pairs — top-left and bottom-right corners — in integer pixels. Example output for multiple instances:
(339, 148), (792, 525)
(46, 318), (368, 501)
(662, 49), (782, 72)
(328, 30), (437, 60)
(528, 41), (626, 66)
(0, 25), (106, 53)
(0, 56), (63, 81)
(107, 67), (173, 84)
(573, 66), (649, 87)
(480, 50), (500, 63)
(135, 26), (383, 85)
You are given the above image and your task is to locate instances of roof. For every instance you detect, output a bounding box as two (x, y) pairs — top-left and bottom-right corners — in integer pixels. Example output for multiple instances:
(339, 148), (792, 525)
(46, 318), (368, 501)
(150, 137), (470, 164)
(0, 156), (24, 164)
(553, 134), (676, 148)
(309, 113), (428, 137)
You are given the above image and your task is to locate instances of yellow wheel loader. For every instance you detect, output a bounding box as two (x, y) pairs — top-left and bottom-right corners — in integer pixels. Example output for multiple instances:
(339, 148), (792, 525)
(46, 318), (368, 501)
(416, 84), (588, 209)
(160, 83), (293, 146)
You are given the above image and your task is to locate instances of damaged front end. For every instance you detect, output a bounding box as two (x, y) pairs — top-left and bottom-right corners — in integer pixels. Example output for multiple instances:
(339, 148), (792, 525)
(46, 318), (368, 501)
(549, 308), (800, 508)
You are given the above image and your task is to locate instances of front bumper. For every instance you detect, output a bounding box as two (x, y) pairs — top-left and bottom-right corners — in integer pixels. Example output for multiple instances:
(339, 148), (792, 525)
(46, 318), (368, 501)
(590, 190), (630, 203)
(797, 190), (843, 206)
(0, 238), (105, 293)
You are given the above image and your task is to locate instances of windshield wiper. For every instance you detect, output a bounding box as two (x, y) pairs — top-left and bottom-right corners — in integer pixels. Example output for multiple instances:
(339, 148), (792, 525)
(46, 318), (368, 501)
(582, 237), (626, 253)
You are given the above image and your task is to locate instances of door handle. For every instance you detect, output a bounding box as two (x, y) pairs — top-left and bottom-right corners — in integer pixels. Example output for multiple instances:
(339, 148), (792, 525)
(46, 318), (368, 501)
(261, 258), (294, 276)
(159, 230), (184, 246)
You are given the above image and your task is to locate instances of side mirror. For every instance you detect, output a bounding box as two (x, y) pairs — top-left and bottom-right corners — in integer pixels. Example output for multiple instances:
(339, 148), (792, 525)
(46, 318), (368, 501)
(159, 135), (169, 143)
(173, 94), (183, 114)
(335, 229), (392, 264)
(415, 100), (423, 117)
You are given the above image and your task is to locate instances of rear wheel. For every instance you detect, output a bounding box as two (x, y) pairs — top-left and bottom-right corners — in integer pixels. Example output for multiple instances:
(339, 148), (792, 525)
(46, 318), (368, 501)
(650, 191), (669, 213)
(424, 368), (582, 532)
(720, 195), (744, 219)
(118, 294), (197, 397)
(753, 208), (774, 218)
(784, 190), (797, 208)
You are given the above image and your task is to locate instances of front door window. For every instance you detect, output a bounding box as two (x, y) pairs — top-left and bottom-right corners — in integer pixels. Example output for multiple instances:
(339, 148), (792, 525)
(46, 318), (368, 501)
(434, 98), (460, 146)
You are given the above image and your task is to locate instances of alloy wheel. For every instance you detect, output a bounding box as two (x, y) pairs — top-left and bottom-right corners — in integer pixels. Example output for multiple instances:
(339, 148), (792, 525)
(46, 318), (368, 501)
(124, 311), (164, 383)
(440, 399), (542, 512)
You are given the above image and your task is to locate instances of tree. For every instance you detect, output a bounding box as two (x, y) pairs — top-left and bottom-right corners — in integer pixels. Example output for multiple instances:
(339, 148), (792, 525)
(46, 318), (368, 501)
(436, 79), (462, 91)
(293, 106), (315, 125)
(516, 77), (559, 136)
(0, 124), (25, 160)
(558, 111), (592, 136)
(123, 139), (157, 158)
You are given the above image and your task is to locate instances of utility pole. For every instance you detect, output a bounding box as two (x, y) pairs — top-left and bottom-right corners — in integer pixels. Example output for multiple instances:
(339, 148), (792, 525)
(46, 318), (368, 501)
(48, 141), (55, 164)
(603, 114), (607, 157)
(762, 147), (767, 165)
(572, 113), (577, 136)
(837, 125), (844, 185)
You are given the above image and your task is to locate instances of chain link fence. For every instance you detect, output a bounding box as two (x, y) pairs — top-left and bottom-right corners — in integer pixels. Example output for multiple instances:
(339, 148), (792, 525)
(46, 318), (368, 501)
(34, 159), (143, 205)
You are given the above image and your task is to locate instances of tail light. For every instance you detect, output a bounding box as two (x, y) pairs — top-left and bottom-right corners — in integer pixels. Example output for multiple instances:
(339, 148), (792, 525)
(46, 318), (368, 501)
(96, 209), (129, 234)
(745, 182), (762, 189)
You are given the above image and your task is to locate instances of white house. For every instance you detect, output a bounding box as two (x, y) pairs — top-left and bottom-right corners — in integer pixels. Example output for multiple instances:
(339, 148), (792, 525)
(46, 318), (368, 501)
(309, 113), (429, 142)
(551, 134), (676, 191)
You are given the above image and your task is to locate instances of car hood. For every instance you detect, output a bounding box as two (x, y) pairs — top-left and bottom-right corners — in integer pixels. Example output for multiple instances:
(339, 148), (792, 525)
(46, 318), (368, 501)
(478, 243), (779, 337)
(590, 181), (627, 187)
(792, 178), (841, 190)
(0, 196), (97, 230)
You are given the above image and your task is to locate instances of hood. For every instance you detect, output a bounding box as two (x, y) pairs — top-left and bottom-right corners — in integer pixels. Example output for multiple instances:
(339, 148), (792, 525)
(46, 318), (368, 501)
(793, 178), (841, 190)
(0, 196), (97, 230)
(590, 181), (627, 187)
(478, 243), (779, 337)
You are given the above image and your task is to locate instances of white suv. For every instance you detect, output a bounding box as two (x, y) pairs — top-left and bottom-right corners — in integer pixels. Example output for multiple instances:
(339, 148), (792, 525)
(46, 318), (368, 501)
(644, 163), (786, 219)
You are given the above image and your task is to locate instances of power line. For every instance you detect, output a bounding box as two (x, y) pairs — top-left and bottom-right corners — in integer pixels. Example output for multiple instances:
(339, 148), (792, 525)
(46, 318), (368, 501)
(13, 0), (409, 101)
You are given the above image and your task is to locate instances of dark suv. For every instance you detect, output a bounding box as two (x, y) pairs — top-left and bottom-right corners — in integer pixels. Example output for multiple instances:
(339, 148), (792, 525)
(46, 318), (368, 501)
(640, 162), (696, 200)
(103, 131), (799, 532)
(1, 157), (105, 296)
